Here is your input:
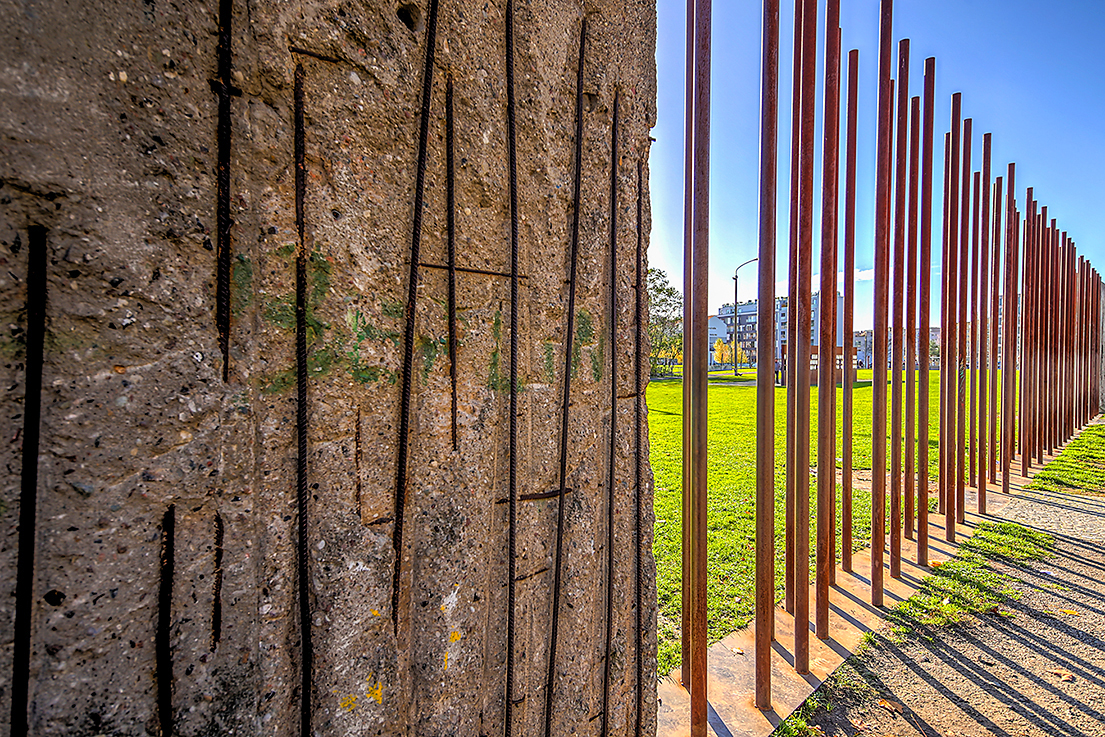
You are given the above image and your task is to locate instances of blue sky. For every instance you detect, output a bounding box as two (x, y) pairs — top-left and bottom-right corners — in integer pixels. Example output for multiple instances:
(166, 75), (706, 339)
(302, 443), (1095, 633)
(648, 0), (1105, 329)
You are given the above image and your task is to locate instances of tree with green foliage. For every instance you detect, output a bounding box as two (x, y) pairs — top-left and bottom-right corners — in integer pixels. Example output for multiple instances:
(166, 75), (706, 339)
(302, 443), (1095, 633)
(647, 268), (682, 377)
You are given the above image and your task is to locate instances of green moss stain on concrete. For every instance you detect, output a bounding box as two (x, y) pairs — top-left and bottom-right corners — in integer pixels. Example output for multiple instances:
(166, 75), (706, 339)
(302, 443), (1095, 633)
(543, 342), (556, 383)
(488, 310), (509, 392)
(345, 308), (399, 386)
(572, 308), (595, 381)
(231, 254), (253, 316)
(591, 328), (605, 383)
(262, 346), (341, 394)
(417, 335), (447, 385)
(261, 248), (332, 341)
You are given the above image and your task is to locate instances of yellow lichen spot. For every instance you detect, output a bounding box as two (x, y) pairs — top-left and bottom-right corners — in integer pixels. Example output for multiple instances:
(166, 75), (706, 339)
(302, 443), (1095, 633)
(365, 678), (383, 705)
(339, 694), (358, 712)
(449, 631), (462, 643)
(444, 652), (449, 670)
(370, 609), (380, 616)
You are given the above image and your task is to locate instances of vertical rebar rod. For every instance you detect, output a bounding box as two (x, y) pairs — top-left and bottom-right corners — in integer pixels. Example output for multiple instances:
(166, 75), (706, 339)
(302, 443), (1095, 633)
(956, 118), (971, 525)
(944, 96), (961, 542)
(841, 48), (859, 574)
(446, 75), (458, 451)
(11, 226), (47, 737)
(784, 0), (804, 616)
(890, 40), (909, 580)
(755, 0), (780, 710)
(870, 0), (894, 607)
(689, 0), (713, 729)
(905, 94), (920, 541)
(795, 0), (818, 666)
(293, 63), (314, 737)
(214, 0), (236, 382)
(978, 135), (991, 512)
(601, 90), (619, 737)
(816, 0), (841, 639)
(543, 21), (588, 733)
(158, 505), (176, 737)
(393, 0), (442, 641)
(917, 57), (935, 566)
(504, 0), (520, 730)
(634, 157), (646, 737)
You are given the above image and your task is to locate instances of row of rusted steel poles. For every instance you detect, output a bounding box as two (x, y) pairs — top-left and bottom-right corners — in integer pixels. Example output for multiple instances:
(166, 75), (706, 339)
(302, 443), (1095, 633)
(683, 0), (1103, 730)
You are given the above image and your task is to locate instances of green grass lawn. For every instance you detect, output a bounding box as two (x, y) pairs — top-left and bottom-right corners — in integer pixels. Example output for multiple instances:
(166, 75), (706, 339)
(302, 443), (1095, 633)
(1027, 423), (1105, 494)
(648, 368), (1013, 674)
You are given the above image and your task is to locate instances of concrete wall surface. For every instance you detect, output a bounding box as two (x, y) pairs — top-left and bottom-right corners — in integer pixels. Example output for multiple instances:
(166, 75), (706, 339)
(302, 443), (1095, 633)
(0, 0), (657, 733)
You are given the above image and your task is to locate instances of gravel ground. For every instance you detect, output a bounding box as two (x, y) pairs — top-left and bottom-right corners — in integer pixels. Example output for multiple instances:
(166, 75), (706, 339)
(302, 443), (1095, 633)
(789, 487), (1105, 737)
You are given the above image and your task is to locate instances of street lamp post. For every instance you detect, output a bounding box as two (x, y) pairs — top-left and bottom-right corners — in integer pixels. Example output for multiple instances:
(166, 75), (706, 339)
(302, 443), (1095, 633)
(734, 257), (759, 376)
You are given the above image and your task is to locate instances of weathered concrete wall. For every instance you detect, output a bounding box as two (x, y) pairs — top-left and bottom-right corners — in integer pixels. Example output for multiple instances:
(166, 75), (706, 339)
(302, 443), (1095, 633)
(0, 0), (657, 734)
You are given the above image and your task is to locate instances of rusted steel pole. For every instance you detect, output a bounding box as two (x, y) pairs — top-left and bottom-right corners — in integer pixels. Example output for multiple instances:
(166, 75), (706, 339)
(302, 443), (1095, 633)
(917, 56), (935, 566)
(795, 0), (818, 671)
(1059, 238), (1066, 439)
(842, 48), (859, 573)
(784, 0), (803, 617)
(1066, 238), (1074, 438)
(1074, 256), (1081, 429)
(1067, 237), (1073, 438)
(689, 0), (712, 729)
(1055, 224), (1063, 445)
(680, 0), (694, 681)
(826, 27), (839, 587)
(1083, 260), (1089, 426)
(1050, 219), (1059, 451)
(871, 0), (893, 606)
(829, 25), (842, 590)
(1063, 240), (1070, 438)
(956, 118), (971, 525)
(1039, 207), (1050, 460)
(938, 132), (950, 515)
(1032, 207), (1042, 464)
(989, 176), (1002, 484)
(969, 170), (980, 488)
(1062, 237), (1071, 440)
(1002, 166), (1017, 496)
(905, 94), (920, 541)
(1020, 195), (1033, 476)
(1067, 244), (1074, 435)
(1044, 215), (1052, 449)
(816, 0), (841, 640)
(754, 0), (779, 710)
(1083, 261), (1089, 426)
(889, 40), (909, 580)
(1063, 233), (1072, 440)
(1036, 209), (1045, 462)
(978, 134), (991, 512)
(944, 97), (962, 542)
